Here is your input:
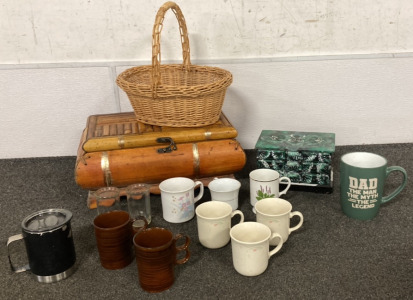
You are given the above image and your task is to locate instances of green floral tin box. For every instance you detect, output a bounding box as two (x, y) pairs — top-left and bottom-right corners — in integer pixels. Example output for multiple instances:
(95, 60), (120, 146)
(255, 130), (335, 190)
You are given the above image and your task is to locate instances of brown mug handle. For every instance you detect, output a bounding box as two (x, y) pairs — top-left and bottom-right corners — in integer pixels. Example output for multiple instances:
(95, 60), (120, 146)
(174, 234), (190, 265)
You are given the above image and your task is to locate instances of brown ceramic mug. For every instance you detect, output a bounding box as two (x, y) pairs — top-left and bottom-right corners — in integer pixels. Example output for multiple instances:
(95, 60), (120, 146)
(93, 210), (134, 270)
(133, 227), (190, 293)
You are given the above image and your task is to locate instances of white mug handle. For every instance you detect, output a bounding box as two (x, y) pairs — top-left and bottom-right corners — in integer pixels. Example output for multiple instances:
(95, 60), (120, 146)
(231, 210), (244, 224)
(193, 181), (204, 203)
(268, 233), (284, 258)
(289, 211), (304, 234)
(278, 176), (292, 196)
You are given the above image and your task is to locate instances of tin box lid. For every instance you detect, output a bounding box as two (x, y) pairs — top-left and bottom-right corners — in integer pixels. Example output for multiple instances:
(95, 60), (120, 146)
(22, 209), (72, 233)
(255, 130), (335, 152)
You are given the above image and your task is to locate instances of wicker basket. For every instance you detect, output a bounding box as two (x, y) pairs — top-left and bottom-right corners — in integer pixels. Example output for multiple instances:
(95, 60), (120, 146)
(116, 1), (233, 127)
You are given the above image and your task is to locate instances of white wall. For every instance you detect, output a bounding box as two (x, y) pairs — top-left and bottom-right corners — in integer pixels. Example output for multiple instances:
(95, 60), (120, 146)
(3, 0), (413, 63)
(1, 1), (413, 158)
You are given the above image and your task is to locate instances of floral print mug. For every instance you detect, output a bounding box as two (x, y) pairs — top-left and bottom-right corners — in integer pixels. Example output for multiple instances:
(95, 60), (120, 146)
(159, 177), (204, 223)
(249, 169), (291, 209)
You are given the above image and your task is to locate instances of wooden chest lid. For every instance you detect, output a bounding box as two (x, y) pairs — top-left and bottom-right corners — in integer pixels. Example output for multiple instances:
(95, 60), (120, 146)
(81, 112), (238, 152)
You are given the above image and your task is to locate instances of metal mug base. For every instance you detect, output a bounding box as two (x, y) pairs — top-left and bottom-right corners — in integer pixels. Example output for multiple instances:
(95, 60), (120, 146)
(33, 264), (75, 283)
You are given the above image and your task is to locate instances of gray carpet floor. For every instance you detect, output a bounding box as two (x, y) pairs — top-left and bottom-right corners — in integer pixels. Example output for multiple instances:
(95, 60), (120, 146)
(1, 143), (412, 299)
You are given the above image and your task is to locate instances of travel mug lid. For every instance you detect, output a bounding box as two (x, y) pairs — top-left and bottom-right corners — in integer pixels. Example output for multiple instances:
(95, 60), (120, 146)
(22, 209), (73, 233)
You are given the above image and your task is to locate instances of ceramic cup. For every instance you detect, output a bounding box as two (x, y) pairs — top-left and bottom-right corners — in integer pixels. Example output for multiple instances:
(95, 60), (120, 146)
(230, 222), (283, 276)
(93, 210), (134, 270)
(249, 169), (292, 209)
(133, 227), (190, 293)
(255, 198), (303, 245)
(340, 152), (408, 220)
(159, 177), (204, 223)
(196, 201), (244, 249)
(208, 178), (241, 211)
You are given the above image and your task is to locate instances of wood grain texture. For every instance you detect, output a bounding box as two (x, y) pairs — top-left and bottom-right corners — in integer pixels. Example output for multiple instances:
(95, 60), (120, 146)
(75, 139), (246, 189)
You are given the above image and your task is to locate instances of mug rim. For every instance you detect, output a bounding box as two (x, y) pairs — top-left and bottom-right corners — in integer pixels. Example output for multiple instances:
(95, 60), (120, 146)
(93, 210), (131, 230)
(21, 208), (73, 234)
(159, 177), (195, 193)
(133, 227), (173, 252)
(208, 178), (241, 192)
(255, 198), (292, 217)
(196, 201), (232, 219)
(249, 169), (280, 182)
(341, 152), (387, 169)
(230, 222), (271, 244)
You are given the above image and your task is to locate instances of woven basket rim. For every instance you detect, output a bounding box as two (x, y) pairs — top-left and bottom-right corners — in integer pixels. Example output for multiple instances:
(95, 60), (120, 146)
(117, 64), (233, 98)
(118, 64), (232, 80)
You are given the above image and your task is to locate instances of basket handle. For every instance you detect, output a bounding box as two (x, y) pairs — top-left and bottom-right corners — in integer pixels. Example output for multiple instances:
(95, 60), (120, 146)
(152, 2), (191, 95)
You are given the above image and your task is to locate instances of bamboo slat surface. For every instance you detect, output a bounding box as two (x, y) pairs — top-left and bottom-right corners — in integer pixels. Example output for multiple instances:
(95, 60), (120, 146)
(81, 112), (238, 152)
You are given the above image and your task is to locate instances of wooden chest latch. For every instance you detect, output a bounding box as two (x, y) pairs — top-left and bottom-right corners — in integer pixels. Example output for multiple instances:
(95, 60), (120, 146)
(156, 137), (178, 153)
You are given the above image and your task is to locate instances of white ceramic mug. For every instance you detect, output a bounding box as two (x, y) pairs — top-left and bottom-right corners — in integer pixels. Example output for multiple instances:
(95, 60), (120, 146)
(230, 222), (283, 277)
(196, 201), (244, 249)
(255, 198), (303, 246)
(249, 169), (292, 208)
(159, 177), (204, 223)
(208, 178), (241, 211)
